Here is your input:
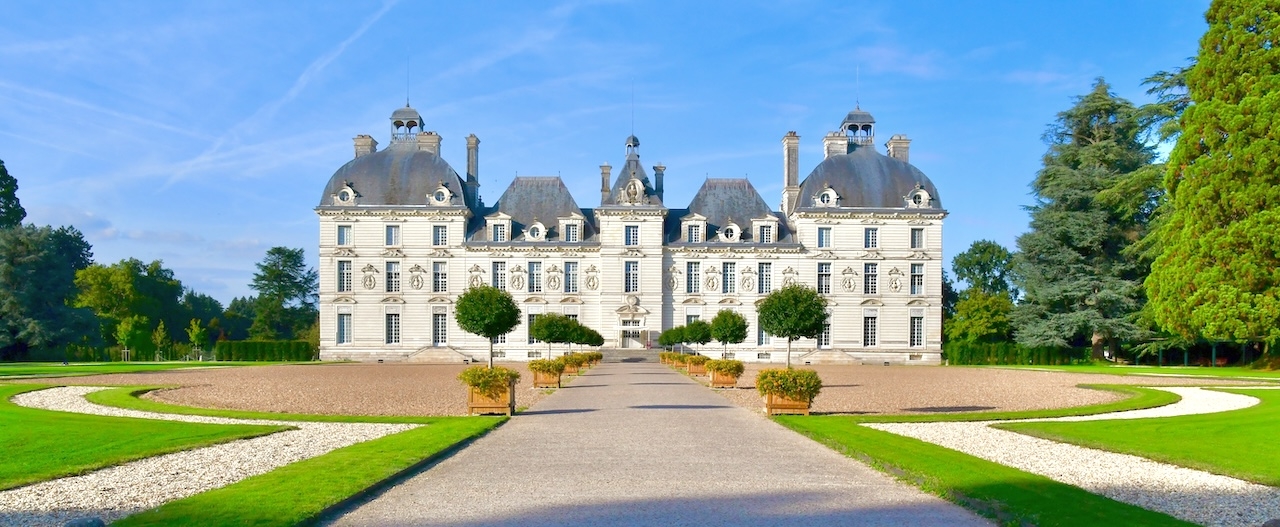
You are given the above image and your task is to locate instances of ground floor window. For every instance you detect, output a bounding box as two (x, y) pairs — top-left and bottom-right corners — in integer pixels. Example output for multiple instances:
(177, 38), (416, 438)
(433, 313), (447, 346)
(528, 314), (541, 344)
(491, 334), (506, 344)
(863, 316), (877, 347)
(385, 313), (400, 344)
(337, 313), (351, 344)
(910, 316), (924, 347)
(818, 320), (831, 348)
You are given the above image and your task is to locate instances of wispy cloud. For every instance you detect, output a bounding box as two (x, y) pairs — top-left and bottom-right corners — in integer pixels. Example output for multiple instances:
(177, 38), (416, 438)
(0, 80), (207, 139)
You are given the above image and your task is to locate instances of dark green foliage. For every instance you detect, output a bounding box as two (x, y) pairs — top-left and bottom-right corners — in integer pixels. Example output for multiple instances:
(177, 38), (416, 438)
(1139, 61), (1194, 143)
(710, 309), (748, 355)
(946, 291), (1014, 343)
(659, 326), (686, 349)
(457, 365), (520, 399)
(0, 225), (97, 360)
(1013, 79), (1153, 357)
(455, 285), (521, 368)
(530, 313), (575, 354)
(249, 247), (318, 341)
(221, 296), (256, 341)
(944, 341), (1087, 365)
(1147, 0), (1280, 352)
(0, 160), (25, 229)
(758, 284), (829, 367)
(74, 258), (187, 352)
(755, 368), (822, 403)
(952, 240), (1018, 299)
(684, 319), (712, 347)
(212, 340), (314, 361)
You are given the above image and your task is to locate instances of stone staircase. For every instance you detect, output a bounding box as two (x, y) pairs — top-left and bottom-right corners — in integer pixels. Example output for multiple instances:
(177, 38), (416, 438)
(406, 346), (473, 363)
(797, 349), (859, 365)
(600, 348), (658, 363)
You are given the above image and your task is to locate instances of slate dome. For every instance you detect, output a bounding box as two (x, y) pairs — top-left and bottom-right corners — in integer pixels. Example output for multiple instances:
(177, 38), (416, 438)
(318, 142), (467, 207)
(797, 145), (942, 210)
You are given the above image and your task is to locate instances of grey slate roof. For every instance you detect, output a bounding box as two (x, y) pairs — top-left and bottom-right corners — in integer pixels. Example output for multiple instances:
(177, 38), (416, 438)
(666, 178), (793, 245)
(796, 145), (942, 210)
(391, 105), (422, 124)
(471, 176), (596, 243)
(605, 151), (664, 207)
(317, 142), (472, 208)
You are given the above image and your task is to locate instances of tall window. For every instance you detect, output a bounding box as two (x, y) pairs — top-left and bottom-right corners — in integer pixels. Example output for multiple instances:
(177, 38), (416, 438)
(757, 318), (772, 345)
(758, 225), (774, 243)
(336, 313), (351, 344)
(433, 225), (448, 246)
(758, 263), (773, 294)
(910, 228), (924, 249)
(528, 314), (541, 344)
(564, 261), (579, 293)
(337, 225), (352, 246)
(565, 223), (580, 242)
(687, 224), (702, 243)
(687, 262), (701, 293)
(433, 262), (447, 293)
(528, 261), (543, 293)
(624, 225), (639, 246)
(337, 261), (352, 292)
(817, 227), (832, 248)
(864, 263), (879, 294)
(492, 223), (507, 242)
(722, 262), (736, 294)
(386, 262), (401, 293)
(864, 227), (878, 249)
(910, 316), (924, 347)
(624, 261), (639, 293)
(385, 313), (400, 344)
(863, 315), (878, 346)
(818, 320), (832, 348)
(385, 225), (400, 246)
(817, 263), (831, 294)
(910, 263), (924, 295)
(433, 313), (447, 346)
(492, 262), (507, 290)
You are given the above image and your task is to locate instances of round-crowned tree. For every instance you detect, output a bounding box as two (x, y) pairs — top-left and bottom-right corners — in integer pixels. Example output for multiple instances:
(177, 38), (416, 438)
(531, 313), (576, 357)
(454, 285), (521, 368)
(684, 319), (712, 353)
(758, 283), (829, 368)
(710, 309), (748, 358)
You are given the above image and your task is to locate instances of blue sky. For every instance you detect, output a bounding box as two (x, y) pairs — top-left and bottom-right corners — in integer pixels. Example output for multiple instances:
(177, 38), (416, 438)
(0, 1), (1208, 305)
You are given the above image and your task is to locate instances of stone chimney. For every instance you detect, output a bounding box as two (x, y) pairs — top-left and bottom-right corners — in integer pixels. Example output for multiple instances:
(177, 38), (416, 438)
(886, 134), (911, 163)
(653, 163), (666, 201)
(465, 134), (480, 207)
(354, 135), (378, 158)
(781, 132), (800, 215)
(600, 163), (612, 205)
(417, 131), (442, 155)
(822, 132), (849, 159)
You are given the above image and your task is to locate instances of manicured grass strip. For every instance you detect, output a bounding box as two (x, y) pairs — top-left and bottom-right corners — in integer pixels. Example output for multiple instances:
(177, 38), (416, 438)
(848, 384), (1180, 423)
(88, 386), (447, 424)
(776, 416), (1194, 526)
(113, 417), (504, 527)
(998, 388), (1280, 486)
(0, 361), (299, 379)
(0, 384), (286, 490)
(987, 364), (1280, 380)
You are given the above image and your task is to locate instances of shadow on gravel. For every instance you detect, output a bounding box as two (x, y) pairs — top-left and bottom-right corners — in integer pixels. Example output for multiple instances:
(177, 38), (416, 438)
(519, 409), (596, 415)
(901, 406), (997, 413)
(629, 404), (732, 410)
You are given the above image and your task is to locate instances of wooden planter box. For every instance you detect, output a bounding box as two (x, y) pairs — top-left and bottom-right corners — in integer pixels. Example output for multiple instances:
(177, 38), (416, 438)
(467, 380), (516, 416)
(764, 393), (811, 416)
(686, 363), (707, 376)
(532, 370), (561, 388)
(709, 370), (740, 388)
(564, 364), (580, 375)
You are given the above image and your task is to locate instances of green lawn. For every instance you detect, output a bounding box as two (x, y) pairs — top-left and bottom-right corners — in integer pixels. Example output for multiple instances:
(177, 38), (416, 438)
(0, 361), (300, 379)
(849, 384), (1180, 423)
(989, 364), (1280, 380)
(0, 384), (286, 490)
(999, 388), (1280, 486)
(88, 386), (445, 424)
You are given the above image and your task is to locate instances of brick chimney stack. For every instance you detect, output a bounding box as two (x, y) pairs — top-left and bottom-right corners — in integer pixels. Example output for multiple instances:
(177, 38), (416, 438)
(354, 135), (378, 158)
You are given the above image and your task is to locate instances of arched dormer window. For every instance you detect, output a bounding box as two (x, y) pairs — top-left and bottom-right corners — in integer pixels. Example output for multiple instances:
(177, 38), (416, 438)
(814, 185), (840, 208)
(719, 220), (741, 243)
(429, 182), (453, 206)
(526, 219), (547, 241)
(905, 185), (933, 209)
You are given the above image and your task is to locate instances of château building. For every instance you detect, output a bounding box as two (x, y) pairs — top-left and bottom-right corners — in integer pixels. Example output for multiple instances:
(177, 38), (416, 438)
(316, 104), (946, 364)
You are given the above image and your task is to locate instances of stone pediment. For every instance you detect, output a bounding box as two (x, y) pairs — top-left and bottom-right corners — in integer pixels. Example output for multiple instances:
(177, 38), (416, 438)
(332, 248), (358, 257)
(906, 299), (932, 306)
(428, 296), (453, 304)
(860, 298), (884, 306)
(333, 296), (357, 304)
(682, 297), (705, 305)
(523, 296), (547, 304)
(615, 304), (650, 315)
(718, 297), (740, 305)
(381, 297), (405, 304)
(381, 248), (406, 258)
(560, 297), (583, 304)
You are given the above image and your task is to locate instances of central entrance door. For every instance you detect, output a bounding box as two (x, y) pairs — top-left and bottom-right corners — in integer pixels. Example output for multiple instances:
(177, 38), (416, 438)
(621, 319), (642, 348)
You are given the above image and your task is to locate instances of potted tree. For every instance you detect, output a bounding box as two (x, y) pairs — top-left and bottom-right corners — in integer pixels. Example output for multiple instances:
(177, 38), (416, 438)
(684, 319), (712, 354)
(562, 353), (586, 374)
(755, 368), (822, 415)
(458, 365), (521, 415)
(710, 309), (748, 359)
(454, 285), (522, 368)
(528, 358), (566, 388)
(670, 352), (689, 369)
(530, 313), (574, 358)
(706, 359), (745, 388)
(758, 284), (829, 368)
(685, 354), (710, 376)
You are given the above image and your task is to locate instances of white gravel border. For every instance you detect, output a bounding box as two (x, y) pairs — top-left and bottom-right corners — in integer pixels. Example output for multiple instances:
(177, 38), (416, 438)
(1, 386), (417, 527)
(866, 387), (1280, 527)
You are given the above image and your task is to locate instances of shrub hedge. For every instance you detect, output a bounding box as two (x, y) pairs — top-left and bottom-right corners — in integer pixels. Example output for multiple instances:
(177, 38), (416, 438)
(705, 359), (745, 377)
(943, 341), (1087, 365)
(213, 341), (315, 362)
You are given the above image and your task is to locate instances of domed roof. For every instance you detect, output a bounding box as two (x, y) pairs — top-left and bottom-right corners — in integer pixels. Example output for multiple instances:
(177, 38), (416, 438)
(796, 146), (942, 210)
(625, 134), (640, 147)
(841, 108), (875, 126)
(391, 104), (421, 122)
(318, 142), (468, 207)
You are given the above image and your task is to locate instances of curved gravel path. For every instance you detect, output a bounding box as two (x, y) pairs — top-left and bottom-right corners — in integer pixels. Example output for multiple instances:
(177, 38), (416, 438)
(0, 386), (416, 527)
(866, 387), (1280, 527)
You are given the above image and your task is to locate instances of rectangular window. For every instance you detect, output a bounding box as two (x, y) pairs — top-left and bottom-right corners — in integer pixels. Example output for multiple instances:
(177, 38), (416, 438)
(385, 225), (400, 246)
(433, 313), (447, 346)
(864, 263), (879, 295)
(687, 262), (701, 293)
(565, 223), (580, 243)
(722, 262), (736, 294)
(564, 261), (579, 293)
(757, 318), (772, 345)
(817, 263), (831, 294)
(528, 314), (541, 344)
(864, 227), (878, 249)
(687, 224), (702, 243)
(336, 313), (351, 344)
(624, 261), (639, 293)
(492, 261), (507, 290)
(337, 261), (352, 293)
(863, 316), (878, 346)
(433, 262), (448, 293)
(528, 261), (543, 293)
(337, 225), (352, 246)
(758, 263), (772, 294)
(818, 320), (831, 348)
(491, 333), (507, 344)
(910, 316), (925, 347)
(433, 225), (448, 246)
(910, 263), (924, 295)
(910, 228), (924, 249)
(385, 262), (401, 293)
(624, 225), (639, 246)
(686, 314), (700, 325)
(385, 313), (400, 344)
(758, 225), (774, 243)
(492, 223), (507, 242)
(817, 227), (832, 248)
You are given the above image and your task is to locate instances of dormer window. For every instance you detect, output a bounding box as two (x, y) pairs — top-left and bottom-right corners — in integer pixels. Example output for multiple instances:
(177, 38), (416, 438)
(492, 223), (507, 242)
(559, 213), (585, 243)
(486, 212), (512, 244)
(565, 223), (580, 242)
(751, 216), (780, 244)
(687, 224), (702, 243)
(333, 183), (358, 206)
(905, 186), (933, 208)
(814, 186), (841, 208)
(681, 213), (707, 244)
(719, 221), (741, 243)
(429, 182), (453, 206)
(526, 221), (547, 241)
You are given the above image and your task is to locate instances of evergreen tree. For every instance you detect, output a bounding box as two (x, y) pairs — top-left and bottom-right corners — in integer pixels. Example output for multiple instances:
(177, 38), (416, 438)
(249, 247), (318, 340)
(1012, 79), (1153, 358)
(0, 160), (25, 229)
(0, 225), (97, 359)
(1147, 1), (1280, 352)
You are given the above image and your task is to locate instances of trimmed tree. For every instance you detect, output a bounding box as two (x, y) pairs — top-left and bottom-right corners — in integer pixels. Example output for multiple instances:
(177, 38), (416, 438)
(710, 309), (748, 357)
(758, 284), (829, 368)
(1147, 1), (1280, 354)
(530, 313), (575, 357)
(454, 285), (521, 368)
(684, 319), (712, 353)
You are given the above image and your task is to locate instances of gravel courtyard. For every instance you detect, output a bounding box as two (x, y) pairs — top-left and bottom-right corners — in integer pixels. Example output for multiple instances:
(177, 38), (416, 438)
(16, 361), (1269, 416)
